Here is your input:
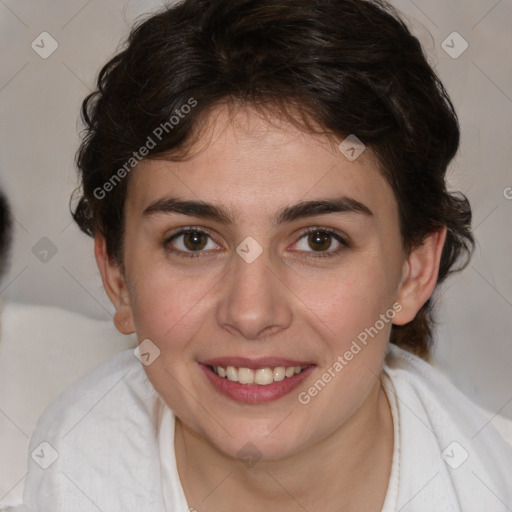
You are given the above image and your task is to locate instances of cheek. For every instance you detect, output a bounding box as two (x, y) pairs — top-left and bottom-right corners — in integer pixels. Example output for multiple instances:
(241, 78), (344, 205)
(128, 269), (214, 407)
(123, 229), (202, 332)
(131, 271), (209, 343)
(292, 255), (397, 346)
(124, 239), (214, 342)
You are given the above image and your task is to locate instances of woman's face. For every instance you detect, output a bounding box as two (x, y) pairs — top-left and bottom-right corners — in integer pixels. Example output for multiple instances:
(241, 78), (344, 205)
(100, 105), (437, 461)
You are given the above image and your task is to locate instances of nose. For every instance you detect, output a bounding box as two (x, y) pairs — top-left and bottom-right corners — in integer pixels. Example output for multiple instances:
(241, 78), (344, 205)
(216, 247), (293, 340)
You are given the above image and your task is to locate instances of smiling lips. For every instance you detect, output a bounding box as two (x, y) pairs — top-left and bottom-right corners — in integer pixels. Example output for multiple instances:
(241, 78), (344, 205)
(202, 356), (313, 385)
(199, 357), (315, 403)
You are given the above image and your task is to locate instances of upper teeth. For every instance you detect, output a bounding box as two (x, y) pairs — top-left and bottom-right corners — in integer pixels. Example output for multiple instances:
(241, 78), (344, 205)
(213, 365), (307, 385)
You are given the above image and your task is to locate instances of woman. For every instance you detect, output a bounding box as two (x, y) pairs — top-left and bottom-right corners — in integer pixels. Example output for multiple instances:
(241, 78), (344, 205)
(21, 0), (512, 510)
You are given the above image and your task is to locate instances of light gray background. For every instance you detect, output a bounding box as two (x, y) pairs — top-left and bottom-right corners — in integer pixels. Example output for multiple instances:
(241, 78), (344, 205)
(0, 0), (511, 417)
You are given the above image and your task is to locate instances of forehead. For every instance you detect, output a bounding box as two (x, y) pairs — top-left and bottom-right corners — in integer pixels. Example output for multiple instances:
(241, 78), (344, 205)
(127, 105), (397, 223)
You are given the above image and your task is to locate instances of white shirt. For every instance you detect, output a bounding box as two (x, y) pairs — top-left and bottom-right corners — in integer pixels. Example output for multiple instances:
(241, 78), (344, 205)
(18, 344), (512, 511)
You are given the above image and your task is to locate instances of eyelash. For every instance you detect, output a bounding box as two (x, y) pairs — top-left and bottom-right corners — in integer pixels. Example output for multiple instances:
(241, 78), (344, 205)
(163, 226), (348, 260)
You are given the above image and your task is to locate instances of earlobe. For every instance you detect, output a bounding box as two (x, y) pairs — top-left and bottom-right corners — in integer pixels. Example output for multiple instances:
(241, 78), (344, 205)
(94, 235), (135, 335)
(393, 226), (447, 326)
(113, 306), (136, 335)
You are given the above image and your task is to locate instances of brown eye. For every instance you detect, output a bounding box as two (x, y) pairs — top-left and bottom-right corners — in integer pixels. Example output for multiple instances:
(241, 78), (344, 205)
(307, 231), (333, 252)
(290, 228), (347, 258)
(182, 231), (208, 251)
(165, 228), (221, 257)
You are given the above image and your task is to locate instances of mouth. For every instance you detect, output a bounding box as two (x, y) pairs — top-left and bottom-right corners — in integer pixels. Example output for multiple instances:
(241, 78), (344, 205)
(199, 361), (316, 404)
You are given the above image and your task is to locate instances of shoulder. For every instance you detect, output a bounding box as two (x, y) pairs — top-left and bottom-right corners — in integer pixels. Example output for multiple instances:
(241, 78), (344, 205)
(472, 401), (512, 448)
(23, 350), (166, 511)
(383, 343), (512, 508)
(384, 342), (512, 449)
(29, 349), (155, 441)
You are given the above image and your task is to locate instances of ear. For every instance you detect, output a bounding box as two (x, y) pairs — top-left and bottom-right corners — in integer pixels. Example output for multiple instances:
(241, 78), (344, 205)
(94, 235), (135, 335)
(393, 226), (447, 326)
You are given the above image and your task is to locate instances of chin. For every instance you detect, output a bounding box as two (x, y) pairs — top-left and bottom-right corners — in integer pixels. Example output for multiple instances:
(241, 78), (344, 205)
(201, 422), (308, 464)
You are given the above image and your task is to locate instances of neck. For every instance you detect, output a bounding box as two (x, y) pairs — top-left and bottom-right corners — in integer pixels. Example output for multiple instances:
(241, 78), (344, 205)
(174, 374), (394, 512)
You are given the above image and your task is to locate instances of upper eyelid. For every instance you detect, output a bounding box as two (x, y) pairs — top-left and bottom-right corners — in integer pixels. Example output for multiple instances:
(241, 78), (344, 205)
(166, 226), (218, 243)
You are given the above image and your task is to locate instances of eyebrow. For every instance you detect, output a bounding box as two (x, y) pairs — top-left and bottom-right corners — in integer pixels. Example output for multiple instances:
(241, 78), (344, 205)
(143, 196), (373, 226)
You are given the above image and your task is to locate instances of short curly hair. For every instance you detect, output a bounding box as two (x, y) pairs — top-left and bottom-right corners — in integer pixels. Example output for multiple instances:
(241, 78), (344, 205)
(72, 0), (474, 359)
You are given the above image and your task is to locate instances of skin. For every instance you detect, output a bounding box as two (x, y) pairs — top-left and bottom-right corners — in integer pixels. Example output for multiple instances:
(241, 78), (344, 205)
(96, 104), (446, 511)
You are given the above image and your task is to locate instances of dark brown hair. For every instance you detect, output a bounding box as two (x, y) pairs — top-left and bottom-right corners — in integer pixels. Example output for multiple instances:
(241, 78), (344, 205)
(72, 0), (474, 359)
(0, 190), (12, 278)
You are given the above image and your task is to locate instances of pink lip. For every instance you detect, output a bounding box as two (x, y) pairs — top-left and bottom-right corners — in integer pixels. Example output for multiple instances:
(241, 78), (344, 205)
(201, 356), (314, 369)
(199, 363), (315, 404)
